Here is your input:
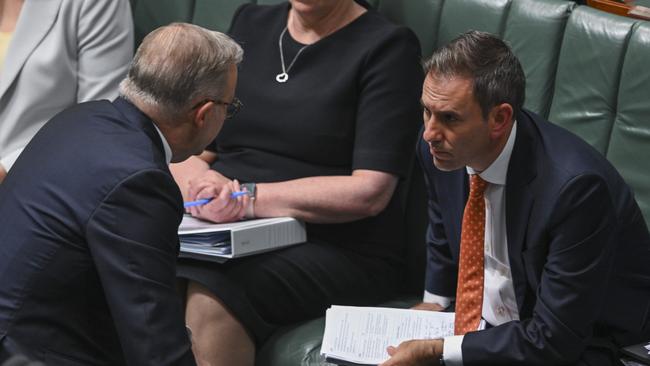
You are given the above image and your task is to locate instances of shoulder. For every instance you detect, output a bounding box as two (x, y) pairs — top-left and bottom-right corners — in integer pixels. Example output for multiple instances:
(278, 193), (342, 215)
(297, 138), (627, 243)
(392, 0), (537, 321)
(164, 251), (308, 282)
(359, 10), (418, 41)
(46, 101), (165, 172)
(230, 2), (286, 31)
(345, 11), (421, 55)
(55, 0), (130, 21)
(518, 110), (610, 178)
(517, 110), (632, 206)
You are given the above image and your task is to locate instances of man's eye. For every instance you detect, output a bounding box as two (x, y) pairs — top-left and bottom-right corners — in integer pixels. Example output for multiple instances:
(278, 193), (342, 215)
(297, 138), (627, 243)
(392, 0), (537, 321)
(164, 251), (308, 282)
(442, 113), (458, 123)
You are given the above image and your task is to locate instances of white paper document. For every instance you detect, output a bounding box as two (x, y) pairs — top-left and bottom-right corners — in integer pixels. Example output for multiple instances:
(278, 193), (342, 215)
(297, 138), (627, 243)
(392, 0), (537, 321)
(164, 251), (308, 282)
(320, 306), (455, 366)
(178, 215), (306, 262)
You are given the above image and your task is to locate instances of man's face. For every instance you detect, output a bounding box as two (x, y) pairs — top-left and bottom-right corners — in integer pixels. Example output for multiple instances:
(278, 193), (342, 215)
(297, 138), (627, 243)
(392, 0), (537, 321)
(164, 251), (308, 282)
(421, 73), (494, 172)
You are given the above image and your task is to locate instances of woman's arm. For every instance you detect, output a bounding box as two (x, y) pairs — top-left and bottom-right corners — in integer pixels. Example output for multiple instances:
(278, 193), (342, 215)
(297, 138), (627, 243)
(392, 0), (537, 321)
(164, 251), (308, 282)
(190, 169), (399, 224)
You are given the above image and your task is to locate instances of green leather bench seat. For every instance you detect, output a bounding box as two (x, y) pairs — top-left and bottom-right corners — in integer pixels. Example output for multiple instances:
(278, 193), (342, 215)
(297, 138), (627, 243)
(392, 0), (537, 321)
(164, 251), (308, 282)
(129, 1), (650, 365)
(548, 6), (637, 154)
(606, 22), (650, 223)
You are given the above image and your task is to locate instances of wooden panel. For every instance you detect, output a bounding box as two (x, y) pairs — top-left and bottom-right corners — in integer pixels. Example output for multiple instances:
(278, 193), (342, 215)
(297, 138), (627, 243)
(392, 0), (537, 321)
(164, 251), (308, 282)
(587, 0), (650, 20)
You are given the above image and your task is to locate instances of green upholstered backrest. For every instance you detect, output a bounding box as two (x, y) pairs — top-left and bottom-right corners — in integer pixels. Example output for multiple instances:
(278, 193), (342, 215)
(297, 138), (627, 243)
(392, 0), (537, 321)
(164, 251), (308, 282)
(132, 0), (259, 44)
(505, 0), (575, 118)
(548, 7), (637, 154)
(413, 0), (574, 118)
(192, 0), (252, 33)
(132, 0), (195, 45)
(437, 0), (510, 47)
(606, 22), (650, 225)
(376, 0), (444, 56)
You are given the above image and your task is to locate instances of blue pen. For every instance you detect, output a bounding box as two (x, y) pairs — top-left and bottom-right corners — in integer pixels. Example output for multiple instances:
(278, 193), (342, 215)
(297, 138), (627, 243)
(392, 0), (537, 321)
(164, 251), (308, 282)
(183, 191), (250, 208)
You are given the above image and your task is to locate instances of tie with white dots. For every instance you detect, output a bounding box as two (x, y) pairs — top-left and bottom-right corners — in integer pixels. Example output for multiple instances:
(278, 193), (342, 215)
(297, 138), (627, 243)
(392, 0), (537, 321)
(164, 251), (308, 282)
(454, 174), (488, 335)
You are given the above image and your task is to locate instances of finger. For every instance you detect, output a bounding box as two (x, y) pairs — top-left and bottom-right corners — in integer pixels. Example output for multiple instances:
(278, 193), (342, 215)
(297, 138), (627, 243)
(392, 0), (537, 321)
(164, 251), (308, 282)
(192, 186), (220, 219)
(387, 346), (397, 356)
(188, 181), (211, 200)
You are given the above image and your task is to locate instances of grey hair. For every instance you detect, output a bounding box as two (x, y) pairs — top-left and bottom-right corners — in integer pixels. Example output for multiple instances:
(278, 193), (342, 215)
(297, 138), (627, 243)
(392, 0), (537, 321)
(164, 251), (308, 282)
(423, 30), (525, 120)
(119, 22), (243, 117)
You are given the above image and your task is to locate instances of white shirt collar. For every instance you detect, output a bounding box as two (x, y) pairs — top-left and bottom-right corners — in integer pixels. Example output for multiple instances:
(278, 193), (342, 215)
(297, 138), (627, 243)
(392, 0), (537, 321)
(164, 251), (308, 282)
(466, 120), (517, 186)
(152, 123), (172, 165)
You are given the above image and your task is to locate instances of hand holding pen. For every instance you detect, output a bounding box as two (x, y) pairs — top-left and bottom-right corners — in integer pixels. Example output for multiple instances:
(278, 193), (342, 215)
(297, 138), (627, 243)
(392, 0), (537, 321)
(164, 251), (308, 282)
(184, 179), (251, 222)
(183, 190), (250, 208)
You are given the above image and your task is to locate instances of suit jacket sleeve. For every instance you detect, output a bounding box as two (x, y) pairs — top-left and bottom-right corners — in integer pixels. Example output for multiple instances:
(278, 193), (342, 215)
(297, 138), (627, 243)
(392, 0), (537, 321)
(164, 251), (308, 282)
(85, 169), (196, 366)
(463, 174), (617, 365)
(417, 135), (458, 297)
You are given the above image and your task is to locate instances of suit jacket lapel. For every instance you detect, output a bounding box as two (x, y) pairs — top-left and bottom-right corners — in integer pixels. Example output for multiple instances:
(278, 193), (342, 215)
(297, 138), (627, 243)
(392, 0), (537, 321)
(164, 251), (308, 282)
(506, 111), (538, 314)
(0, 0), (63, 99)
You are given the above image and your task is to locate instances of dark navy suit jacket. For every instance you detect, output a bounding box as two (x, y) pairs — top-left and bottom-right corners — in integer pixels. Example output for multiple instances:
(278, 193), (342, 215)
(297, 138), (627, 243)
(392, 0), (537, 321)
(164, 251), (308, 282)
(417, 109), (650, 365)
(0, 98), (196, 365)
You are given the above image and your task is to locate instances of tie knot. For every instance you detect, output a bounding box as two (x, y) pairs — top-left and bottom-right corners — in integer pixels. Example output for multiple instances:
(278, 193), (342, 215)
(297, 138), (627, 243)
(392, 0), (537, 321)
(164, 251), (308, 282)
(469, 174), (488, 197)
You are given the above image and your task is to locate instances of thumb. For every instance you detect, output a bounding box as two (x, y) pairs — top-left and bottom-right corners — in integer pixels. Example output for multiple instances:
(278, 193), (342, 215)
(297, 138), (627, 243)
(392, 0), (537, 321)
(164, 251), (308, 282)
(387, 345), (397, 356)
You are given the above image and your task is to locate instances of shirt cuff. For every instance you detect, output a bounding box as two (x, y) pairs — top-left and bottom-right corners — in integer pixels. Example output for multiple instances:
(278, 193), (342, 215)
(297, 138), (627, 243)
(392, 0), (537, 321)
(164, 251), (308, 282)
(0, 148), (23, 172)
(443, 335), (464, 366)
(423, 290), (453, 309)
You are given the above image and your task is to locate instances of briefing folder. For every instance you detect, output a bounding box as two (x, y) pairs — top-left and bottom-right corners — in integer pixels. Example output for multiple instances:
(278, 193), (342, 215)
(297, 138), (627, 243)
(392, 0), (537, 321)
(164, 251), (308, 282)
(178, 215), (306, 262)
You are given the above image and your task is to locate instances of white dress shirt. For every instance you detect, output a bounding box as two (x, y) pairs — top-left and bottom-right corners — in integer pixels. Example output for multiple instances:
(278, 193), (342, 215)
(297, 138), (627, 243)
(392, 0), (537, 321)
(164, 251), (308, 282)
(424, 122), (519, 366)
(153, 124), (172, 165)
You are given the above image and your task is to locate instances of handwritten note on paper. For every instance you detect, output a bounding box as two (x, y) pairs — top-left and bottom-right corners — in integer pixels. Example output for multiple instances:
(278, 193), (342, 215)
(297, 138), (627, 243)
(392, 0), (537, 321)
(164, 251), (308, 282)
(321, 306), (455, 365)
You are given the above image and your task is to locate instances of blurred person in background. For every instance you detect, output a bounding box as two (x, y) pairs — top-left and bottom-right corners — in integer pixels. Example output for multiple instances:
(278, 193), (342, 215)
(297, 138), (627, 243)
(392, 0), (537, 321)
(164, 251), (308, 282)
(0, 0), (133, 183)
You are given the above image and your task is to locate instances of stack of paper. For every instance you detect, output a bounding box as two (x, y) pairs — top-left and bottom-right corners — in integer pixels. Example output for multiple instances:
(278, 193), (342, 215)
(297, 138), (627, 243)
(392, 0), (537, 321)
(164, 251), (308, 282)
(320, 306), (455, 366)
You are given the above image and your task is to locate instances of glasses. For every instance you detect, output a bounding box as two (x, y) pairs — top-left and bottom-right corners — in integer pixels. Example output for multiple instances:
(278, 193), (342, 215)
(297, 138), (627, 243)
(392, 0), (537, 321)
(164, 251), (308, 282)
(191, 97), (243, 120)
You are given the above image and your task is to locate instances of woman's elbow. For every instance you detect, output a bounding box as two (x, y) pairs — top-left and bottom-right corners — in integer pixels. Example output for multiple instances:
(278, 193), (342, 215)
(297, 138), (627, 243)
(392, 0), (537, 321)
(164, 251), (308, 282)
(360, 190), (394, 217)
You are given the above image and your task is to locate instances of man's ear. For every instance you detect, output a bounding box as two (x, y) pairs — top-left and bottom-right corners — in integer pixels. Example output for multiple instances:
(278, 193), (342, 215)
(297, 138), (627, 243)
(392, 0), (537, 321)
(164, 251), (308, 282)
(489, 103), (514, 139)
(193, 101), (214, 129)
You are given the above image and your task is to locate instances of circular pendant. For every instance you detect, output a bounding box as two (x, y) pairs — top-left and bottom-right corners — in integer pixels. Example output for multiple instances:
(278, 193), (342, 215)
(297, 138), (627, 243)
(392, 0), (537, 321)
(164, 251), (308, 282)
(276, 72), (289, 83)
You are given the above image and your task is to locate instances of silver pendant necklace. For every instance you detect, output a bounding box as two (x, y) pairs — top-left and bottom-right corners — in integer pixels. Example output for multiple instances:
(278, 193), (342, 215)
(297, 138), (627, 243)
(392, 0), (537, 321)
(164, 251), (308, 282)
(276, 26), (309, 83)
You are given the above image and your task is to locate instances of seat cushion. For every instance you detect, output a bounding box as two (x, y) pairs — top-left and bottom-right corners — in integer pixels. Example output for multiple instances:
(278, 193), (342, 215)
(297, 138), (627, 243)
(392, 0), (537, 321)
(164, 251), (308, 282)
(256, 297), (420, 366)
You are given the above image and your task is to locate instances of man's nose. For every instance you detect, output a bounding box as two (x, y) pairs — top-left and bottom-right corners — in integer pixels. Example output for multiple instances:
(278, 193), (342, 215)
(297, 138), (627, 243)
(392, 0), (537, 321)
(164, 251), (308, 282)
(423, 116), (441, 145)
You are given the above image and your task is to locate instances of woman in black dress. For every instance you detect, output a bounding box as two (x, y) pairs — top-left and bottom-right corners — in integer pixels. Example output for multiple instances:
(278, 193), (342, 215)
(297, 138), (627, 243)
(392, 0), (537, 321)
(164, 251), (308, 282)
(171, 0), (423, 364)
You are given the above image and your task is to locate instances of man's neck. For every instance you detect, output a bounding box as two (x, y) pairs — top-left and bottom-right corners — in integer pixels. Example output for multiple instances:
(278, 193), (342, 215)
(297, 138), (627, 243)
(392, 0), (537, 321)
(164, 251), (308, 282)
(472, 122), (515, 173)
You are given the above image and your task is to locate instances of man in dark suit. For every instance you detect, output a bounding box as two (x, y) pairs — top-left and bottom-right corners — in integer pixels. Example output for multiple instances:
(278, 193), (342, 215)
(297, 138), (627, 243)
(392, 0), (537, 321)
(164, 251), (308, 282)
(382, 31), (650, 366)
(0, 23), (245, 365)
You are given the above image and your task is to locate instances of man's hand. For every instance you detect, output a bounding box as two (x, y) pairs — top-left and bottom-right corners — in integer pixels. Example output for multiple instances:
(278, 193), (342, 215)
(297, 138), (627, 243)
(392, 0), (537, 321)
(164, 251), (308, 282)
(187, 179), (249, 223)
(411, 302), (446, 312)
(0, 164), (6, 184)
(379, 339), (443, 366)
(187, 169), (230, 201)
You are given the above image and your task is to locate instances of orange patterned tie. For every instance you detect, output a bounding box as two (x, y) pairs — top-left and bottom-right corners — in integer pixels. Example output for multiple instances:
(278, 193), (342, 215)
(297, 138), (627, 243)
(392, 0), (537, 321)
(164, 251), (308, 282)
(454, 174), (488, 335)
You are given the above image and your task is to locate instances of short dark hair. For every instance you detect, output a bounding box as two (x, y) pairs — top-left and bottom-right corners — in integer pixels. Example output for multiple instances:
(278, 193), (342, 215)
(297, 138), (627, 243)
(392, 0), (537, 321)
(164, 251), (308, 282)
(423, 30), (525, 119)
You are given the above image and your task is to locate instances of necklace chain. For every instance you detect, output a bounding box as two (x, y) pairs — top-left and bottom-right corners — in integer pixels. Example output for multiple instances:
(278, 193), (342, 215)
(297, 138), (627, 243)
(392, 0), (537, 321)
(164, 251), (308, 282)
(276, 26), (308, 83)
